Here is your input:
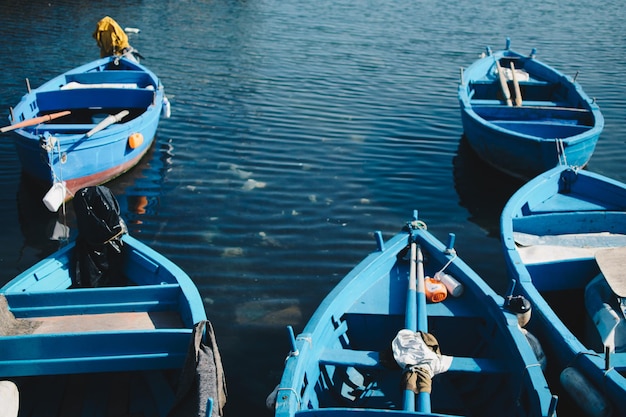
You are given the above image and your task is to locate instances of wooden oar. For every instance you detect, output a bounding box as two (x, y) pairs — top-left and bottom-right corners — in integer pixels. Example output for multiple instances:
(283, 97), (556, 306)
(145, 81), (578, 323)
(495, 59), (512, 106)
(510, 62), (523, 106)
(86, 110), (129, 138)
(0, 110), (71, 133)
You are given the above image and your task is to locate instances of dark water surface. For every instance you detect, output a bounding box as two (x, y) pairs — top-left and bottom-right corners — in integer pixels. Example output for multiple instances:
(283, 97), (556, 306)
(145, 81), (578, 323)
(0, 0), (624, 415)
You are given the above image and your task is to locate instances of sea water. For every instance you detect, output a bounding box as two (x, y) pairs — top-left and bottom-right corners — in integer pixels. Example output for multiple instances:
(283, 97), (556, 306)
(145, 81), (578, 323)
(0, 0), (624, 415)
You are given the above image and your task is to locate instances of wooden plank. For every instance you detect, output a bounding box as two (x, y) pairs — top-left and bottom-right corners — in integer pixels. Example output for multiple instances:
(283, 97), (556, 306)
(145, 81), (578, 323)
(36, 88), (154, 112)
(470, 99), (572, 108)
(66, 70), (153, 86)
(495, 59), (512, 106)
(510, 62), (523, 106)
(6, 284), (181, 317)
(596, 247), (626, 297)
(31, 311), (184, 334)
(514, 232), (626, 264)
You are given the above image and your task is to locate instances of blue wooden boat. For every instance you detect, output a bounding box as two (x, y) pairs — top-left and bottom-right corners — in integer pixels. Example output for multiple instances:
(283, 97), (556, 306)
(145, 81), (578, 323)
(271, 211), (556, 417)
(458, 38), (603, 180)
(2, 54), (170, 209)
(500, 165), (626, 416)
(0, 215), (225, 415)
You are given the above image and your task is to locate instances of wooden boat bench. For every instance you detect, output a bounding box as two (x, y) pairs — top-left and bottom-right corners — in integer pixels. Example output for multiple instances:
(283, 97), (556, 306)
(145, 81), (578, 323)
(318, 348), (506, 374)
(471, 102), (593, 123)
(0, 284), (191, 377)
(65, 70), (156, 88)
(4, 284), (185, 333)
(469, 79), (562, 104)
(36, 87), (155, 113)
(512, 212), (626, 266)
(470, 79), (551, 87)
(469, 99), (573, 108)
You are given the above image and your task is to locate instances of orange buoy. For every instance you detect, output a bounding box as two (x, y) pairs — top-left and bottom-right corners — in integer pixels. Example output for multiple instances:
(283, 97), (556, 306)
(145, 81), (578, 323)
(128, 132), (144, 149)
(425, 277), (447, 303)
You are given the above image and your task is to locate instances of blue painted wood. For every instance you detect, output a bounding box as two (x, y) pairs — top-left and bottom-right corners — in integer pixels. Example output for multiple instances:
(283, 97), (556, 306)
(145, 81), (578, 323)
(318, 349), (505, 373)
(0, 233), (206, 377)
(458, 38), (603, 180)
(37, 88), (155, 112)
(274, 212), (555, 417)
(501, 165), (626, 415)
(5, 284), (182, 316)
(0, 232), (215, 417)
(403, 241), (417, 412)
(292, 410), (456, 417)
(66, 70), (155, 86)
(6, 56), (168, 196)
(415, 245), (430, 413)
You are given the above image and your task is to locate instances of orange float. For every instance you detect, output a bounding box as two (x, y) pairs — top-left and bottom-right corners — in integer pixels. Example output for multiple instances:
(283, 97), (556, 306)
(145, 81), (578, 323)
(128, 132), (144, 149)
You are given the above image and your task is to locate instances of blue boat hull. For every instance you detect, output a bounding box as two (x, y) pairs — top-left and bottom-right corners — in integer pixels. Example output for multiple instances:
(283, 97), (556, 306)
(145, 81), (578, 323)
(0, 234), (206, 377)
(274, 213), (555, 417)
(500, 166), (626, 415)
(458, 39), (603, 180)
(0, 233), (224, 417)
(7, 56), (167, 197)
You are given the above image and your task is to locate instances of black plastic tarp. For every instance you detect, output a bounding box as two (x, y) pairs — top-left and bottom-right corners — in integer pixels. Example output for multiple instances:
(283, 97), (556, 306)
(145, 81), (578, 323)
(72, 185), (127, 287)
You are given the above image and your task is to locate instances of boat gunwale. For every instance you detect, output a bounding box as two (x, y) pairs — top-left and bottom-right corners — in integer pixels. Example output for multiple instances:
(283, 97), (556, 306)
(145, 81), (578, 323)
(500, 165), (626, 414)
(275, 225), (554, 416)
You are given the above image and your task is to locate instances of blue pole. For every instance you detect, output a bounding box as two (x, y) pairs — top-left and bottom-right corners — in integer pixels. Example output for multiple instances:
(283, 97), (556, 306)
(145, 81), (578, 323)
(415, 245), (431, 412)
(403, 241), (431, 412)
(405, 242), (417, 331)
(403, 241), (418, 411)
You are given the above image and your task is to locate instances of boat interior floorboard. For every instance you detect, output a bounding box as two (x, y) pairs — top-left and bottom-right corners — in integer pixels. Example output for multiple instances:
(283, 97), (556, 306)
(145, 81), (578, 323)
(30, 311), (184, 334)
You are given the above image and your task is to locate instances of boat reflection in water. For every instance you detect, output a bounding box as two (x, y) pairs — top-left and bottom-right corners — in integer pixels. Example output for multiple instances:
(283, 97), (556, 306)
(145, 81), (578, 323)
(16, 174), (68, 265)
(452, 136), (523, 238)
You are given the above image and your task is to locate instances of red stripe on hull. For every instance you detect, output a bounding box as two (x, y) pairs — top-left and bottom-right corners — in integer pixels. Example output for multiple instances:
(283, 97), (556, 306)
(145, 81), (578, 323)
(63, 145), (151, 200)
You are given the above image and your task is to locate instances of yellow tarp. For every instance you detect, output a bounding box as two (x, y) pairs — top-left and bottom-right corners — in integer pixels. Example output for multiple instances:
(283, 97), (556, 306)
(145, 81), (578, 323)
(93, 16), (130, 58)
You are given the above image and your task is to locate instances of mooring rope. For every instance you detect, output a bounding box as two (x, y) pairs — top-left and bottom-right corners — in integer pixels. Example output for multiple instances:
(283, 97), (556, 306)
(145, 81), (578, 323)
(556, 138), (568, 166)
(44, 134), (70, 245)
(435, 252), (457, 277)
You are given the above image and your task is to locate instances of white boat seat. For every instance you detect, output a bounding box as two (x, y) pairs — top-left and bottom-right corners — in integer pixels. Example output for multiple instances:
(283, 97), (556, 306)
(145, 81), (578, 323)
(584, 274), (626, 353)
(513, 232), (626, 264)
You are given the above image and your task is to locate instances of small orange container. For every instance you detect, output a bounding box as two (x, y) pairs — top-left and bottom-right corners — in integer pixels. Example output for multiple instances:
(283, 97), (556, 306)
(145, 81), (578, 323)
(425, 277), (447, 303)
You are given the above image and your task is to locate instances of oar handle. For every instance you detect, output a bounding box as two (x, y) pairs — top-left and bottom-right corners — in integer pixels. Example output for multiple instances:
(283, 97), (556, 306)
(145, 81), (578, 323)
(510, 62), (523, 106)
(495, 59), (512, 106)
(0, 110), (71, 133)
(86, 110), (129, 137)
